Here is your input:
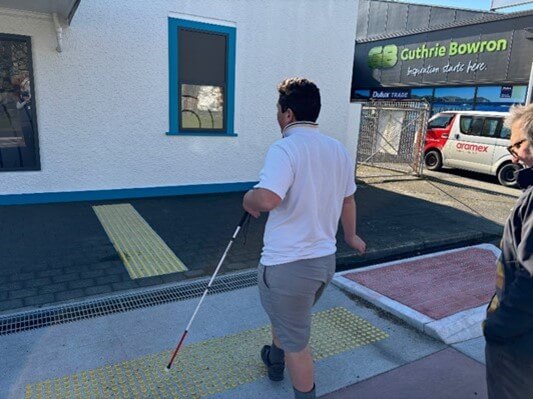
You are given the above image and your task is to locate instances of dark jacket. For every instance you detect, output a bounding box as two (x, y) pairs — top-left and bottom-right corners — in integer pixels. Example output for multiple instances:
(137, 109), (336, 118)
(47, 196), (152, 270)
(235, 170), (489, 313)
(484, 167), (533, 358)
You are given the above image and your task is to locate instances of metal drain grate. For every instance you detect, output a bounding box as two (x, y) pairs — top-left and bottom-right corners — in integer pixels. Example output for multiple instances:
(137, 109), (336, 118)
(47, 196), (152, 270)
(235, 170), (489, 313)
(0, 270), (257, 335)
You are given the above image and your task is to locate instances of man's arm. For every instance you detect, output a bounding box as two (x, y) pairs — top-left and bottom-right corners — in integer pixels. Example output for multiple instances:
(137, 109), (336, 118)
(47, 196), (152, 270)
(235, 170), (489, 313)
(341, 195), (366, 253)
(243, 188), (282, 218)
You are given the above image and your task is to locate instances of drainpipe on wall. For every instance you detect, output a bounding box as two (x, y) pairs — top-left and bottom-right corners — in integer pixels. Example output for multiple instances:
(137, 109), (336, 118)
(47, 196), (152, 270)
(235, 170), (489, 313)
(52, 13), (63, 53)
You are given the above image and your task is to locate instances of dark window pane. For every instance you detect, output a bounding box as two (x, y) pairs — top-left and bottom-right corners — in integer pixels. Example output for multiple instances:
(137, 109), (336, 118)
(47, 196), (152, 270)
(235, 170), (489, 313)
(178, 28), (226, 85)
(482, 118), (500, 138)
(428, 114), (453, 128)
(181, 84), (223, 129)
(460, 116), (472, 134)
(500, 125), (511, 139)
(467, 117), (484, 136)
(0, 36), (38, 171)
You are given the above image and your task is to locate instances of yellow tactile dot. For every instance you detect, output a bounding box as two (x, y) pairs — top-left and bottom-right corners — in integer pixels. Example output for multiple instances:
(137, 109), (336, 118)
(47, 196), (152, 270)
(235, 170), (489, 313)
(25, 307), (387, 398)
(93, 204), (188, 279)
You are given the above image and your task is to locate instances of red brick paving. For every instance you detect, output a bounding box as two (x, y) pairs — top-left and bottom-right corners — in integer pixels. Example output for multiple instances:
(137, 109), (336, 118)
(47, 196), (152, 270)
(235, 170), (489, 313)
(344, 248), (497, 320)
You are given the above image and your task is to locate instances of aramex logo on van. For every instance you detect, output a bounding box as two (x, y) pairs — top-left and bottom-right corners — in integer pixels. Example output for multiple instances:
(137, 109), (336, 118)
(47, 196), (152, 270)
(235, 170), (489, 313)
(456, 142), (488, 152)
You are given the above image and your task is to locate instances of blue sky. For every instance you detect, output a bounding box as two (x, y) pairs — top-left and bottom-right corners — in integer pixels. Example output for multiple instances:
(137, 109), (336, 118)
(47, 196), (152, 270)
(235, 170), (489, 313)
(395, 0), (533, 13)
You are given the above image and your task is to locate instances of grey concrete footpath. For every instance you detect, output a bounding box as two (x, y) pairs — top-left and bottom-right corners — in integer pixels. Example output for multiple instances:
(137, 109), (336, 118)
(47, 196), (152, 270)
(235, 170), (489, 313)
(322, 347), (487, 399)
(1, 283), (449, 399)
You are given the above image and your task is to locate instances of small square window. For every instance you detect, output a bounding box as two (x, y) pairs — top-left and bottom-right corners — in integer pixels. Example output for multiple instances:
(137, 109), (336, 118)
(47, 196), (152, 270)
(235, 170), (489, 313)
(168, 18), (236, 136)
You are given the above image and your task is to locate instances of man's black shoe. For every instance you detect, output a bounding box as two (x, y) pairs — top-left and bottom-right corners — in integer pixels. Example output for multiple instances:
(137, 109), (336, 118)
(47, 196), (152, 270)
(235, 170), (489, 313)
(261, 345), (285, 381)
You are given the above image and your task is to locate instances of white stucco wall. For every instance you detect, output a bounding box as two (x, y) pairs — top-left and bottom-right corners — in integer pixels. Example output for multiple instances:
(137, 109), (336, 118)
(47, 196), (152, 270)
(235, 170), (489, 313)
(346, 103), (362, 165)
(0, 0), (358, 196)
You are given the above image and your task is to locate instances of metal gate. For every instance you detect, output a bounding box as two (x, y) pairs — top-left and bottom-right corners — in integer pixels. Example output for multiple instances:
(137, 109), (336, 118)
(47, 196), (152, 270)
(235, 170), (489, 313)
(356, 100), (430, 177)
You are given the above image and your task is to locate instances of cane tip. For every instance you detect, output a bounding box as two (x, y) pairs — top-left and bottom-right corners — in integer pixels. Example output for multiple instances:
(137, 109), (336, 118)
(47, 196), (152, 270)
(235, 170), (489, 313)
(164, 366), (170, 372)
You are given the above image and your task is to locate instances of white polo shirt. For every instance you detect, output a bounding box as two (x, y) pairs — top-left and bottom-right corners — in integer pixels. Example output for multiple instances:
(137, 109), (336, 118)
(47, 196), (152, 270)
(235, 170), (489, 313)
(255, 122), (356, 266)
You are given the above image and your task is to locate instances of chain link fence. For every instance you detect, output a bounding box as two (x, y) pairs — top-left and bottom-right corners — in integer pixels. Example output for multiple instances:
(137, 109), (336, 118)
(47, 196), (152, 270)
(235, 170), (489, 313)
(356, 100), (430, 178)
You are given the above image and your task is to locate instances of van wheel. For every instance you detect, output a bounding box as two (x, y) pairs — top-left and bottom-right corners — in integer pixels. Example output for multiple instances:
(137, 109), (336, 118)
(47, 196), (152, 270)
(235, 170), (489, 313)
(424, 150), (442, 171)
(497, 163), (521, 187)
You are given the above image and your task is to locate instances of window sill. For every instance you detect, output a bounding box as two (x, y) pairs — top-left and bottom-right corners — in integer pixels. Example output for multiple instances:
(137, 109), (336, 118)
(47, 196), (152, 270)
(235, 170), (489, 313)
(0, 166), (41, 172)
(166, 131), (238, 137)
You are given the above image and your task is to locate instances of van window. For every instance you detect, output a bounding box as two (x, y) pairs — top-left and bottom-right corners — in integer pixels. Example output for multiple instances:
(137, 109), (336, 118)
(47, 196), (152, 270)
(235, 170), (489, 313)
(500, 125), (511, 139)
(464, 117), (484, 136)
(428, 114), (453, 128)
(470, 118), (484, 136)
(482, 118), (500, 138)
(461, 116), (503, 137)
(460, 116), (473, 133)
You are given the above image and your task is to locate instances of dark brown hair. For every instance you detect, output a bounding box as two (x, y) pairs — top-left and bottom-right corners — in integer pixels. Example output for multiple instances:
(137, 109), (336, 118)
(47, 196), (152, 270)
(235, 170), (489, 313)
(277, 77), (321, 122)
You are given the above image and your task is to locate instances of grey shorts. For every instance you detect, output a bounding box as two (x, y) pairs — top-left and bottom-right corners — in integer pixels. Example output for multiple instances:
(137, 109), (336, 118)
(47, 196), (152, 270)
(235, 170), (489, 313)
(258, 254), (336, 352)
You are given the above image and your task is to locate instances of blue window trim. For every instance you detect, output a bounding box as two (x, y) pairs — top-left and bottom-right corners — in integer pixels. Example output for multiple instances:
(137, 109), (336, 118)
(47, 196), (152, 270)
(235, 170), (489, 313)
(168, 18), (236, 137)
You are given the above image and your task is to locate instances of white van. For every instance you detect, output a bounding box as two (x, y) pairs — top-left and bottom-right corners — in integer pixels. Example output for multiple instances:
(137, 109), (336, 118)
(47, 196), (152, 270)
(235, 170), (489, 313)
(424, 111), (522, 187)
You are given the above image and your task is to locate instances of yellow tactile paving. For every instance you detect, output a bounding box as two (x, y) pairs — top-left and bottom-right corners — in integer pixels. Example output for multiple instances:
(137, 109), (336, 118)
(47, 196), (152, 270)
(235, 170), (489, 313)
(93, 204), (187, 279)
(25, 307), (388, 399)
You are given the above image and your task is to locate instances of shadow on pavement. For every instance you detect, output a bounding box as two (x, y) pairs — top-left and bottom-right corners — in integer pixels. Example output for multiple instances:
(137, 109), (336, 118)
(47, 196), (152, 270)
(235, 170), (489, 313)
(0, 185), (503, 313)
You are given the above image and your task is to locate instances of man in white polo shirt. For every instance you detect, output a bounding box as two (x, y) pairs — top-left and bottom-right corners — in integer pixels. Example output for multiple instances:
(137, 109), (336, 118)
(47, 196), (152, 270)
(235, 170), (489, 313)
(243, 77), (366, 399)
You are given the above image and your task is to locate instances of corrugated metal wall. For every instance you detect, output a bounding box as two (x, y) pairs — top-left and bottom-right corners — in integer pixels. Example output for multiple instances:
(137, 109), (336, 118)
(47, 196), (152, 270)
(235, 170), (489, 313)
(357, 0), (495, 41)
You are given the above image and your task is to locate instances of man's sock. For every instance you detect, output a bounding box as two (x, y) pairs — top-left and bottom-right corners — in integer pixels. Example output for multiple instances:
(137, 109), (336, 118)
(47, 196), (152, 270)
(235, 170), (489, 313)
(269, 342), (284, 364)
(293, 384), (316, 399)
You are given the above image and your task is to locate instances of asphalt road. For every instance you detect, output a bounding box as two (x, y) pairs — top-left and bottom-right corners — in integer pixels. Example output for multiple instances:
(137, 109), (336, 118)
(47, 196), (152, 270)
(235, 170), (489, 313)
(357, 164), (519, 230)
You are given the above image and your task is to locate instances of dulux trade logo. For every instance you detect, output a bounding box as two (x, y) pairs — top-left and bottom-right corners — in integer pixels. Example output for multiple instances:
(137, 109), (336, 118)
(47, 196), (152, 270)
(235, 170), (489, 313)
(367, 45), (398, 69)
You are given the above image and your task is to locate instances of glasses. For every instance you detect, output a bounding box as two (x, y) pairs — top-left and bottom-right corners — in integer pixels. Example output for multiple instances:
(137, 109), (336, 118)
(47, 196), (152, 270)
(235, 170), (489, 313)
(507, 138), (528, 157)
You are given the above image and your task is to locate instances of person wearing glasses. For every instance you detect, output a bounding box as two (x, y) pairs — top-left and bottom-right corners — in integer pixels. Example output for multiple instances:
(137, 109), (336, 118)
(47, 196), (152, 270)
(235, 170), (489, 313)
(484, 103), (533, 399)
